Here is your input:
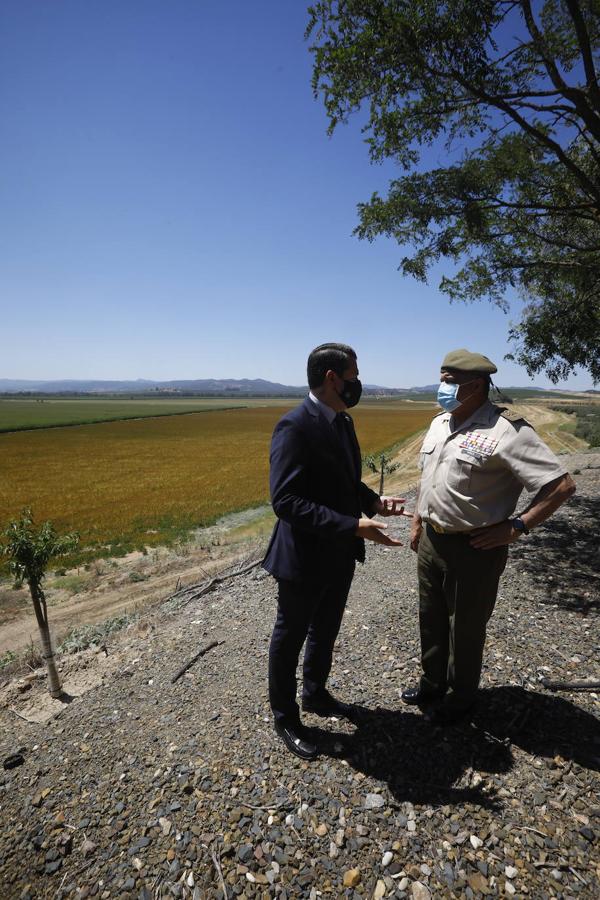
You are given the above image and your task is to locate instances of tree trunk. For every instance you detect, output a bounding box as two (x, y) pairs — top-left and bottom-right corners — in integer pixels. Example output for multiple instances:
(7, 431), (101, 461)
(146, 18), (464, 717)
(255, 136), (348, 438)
(29, 581), (62, 698)
(379, 456), (385, 495)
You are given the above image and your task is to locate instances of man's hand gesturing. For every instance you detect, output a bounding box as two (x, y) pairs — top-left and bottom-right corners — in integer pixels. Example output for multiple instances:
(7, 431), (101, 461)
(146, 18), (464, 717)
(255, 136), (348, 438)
(374, 496), (412, 518)
(356, 518), (403, 546)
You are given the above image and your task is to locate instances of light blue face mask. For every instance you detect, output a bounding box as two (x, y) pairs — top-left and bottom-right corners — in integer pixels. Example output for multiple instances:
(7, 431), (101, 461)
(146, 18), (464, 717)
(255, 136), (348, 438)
(437, 381), (461, 412)
(437, 379), (477, 412)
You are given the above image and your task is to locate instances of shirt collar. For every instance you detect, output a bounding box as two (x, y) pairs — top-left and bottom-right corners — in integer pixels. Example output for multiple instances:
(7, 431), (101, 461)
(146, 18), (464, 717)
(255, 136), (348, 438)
(448, 399), (497, 433)
(308, 391), (337, 424)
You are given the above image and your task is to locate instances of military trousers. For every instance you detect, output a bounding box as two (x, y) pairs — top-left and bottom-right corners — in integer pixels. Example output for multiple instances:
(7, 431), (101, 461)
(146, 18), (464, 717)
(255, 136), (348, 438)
(417, 524), (508, 710)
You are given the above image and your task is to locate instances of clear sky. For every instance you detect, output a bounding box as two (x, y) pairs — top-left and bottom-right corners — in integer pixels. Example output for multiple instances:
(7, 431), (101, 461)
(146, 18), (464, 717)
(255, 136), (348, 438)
(0, 1), (593, 390)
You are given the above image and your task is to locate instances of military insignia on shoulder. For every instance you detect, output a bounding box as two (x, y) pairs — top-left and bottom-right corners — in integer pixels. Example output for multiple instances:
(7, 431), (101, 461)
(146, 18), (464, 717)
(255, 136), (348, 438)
(499, 407), (529, 425)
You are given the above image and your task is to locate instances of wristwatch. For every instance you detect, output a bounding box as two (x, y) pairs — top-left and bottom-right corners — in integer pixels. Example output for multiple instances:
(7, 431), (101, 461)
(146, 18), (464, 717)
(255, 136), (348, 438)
(511, 516), (530, 535)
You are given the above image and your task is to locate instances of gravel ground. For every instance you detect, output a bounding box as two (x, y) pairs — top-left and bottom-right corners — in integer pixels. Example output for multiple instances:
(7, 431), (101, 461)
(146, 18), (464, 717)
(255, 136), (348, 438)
(1, 450), (599, 900)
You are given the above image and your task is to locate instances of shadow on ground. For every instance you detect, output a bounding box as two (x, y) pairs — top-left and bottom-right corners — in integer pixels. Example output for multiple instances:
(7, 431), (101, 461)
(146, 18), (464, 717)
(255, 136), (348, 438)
(511, 492), (600, 612)
(316, 685), (600, 807)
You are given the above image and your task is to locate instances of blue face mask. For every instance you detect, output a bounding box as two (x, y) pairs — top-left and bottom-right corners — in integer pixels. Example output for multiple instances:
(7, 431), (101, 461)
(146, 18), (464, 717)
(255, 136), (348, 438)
(437, 379), (478, 412)
(437, 381), (461, 412)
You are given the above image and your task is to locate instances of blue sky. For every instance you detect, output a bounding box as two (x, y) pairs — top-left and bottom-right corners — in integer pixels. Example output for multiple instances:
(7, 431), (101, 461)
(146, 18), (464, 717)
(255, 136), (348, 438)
(0, 1), (593, 389)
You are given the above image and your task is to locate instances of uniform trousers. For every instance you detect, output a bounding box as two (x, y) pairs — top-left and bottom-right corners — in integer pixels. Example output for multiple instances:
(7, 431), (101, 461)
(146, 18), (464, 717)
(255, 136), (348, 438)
(268, 554), (355, 726)
(417, 525), (508, 710)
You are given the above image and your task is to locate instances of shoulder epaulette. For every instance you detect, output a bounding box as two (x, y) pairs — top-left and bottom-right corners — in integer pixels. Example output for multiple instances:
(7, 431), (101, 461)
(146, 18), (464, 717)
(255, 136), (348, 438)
(498, 407), (530, 426)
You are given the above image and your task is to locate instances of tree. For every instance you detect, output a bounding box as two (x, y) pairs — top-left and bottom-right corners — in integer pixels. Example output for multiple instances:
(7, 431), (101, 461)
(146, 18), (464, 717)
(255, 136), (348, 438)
(308, 0), (600, 382)
(3, 509), (79, 698)
(365, 452), (400, 493)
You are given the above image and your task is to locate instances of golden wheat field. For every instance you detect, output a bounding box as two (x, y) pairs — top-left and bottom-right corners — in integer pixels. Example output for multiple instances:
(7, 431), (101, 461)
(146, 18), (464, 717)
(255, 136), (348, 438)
(0, 403), (434, 558)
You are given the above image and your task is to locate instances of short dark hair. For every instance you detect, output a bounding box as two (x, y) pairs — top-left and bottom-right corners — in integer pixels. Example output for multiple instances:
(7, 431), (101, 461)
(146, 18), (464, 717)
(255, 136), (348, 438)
(307, 343), (357, 389)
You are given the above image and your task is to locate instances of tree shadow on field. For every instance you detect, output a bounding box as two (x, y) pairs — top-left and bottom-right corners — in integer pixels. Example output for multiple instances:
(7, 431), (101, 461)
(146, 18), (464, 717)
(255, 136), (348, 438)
(317, 685), (600, 807)
(510, 492), (600, 613)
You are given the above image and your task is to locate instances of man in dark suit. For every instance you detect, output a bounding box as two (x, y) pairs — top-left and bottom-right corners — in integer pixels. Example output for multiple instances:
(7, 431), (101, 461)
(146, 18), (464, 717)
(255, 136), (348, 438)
(263, 343), (407, 759)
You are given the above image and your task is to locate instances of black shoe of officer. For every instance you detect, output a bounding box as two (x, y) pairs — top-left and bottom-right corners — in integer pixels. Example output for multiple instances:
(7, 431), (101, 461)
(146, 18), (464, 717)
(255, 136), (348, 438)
(274, 720), (318, 761)
(302, 690), (356, 721)
(401, 686), (444, 706)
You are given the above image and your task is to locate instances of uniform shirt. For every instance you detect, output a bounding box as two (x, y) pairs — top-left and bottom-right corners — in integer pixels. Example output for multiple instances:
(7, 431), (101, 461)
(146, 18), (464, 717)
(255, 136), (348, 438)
(417, 400), (567, 532)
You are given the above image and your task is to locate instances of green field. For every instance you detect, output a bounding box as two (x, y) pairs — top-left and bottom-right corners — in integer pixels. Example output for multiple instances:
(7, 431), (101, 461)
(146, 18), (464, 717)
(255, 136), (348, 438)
(0, 397), (293, 432)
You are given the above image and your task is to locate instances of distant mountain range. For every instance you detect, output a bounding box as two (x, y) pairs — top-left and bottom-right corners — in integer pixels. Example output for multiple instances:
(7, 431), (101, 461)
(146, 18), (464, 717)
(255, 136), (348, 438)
(0, 378), (307, 395)
(0, 378), (588, 395)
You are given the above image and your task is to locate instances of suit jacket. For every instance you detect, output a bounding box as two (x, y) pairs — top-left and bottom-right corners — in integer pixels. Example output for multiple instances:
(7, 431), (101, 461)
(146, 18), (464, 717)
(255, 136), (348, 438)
(262, 397), (380, 582)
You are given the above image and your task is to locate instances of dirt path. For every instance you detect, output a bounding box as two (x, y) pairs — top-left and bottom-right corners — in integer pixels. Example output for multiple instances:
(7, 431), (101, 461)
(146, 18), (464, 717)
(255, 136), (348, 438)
(0, 544), (259, 656)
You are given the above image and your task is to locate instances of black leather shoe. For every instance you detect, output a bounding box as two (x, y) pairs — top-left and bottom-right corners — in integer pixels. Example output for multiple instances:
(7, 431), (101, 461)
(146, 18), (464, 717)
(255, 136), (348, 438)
(274, 721), (318, 760)
(401, 686), (444, 705)
(302, 692), (356, 720)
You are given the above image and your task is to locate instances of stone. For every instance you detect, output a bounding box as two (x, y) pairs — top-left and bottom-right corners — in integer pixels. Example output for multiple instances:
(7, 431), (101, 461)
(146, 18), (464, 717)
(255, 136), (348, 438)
(315, 824), (327, 836)
(238, 844), (254, 863)
(373, 879), (386, 899)
(467, 872), (489, 893)
(504, 866), (518, 879)
(411, 883), (431, 900)
(382, 851), (393, 867)
(470, 835), (483, 849)
(81, 839), (97, 858)
(45, 860), (62, 875)
(365, 793), (385, 810)
(343, 868), (361, 888)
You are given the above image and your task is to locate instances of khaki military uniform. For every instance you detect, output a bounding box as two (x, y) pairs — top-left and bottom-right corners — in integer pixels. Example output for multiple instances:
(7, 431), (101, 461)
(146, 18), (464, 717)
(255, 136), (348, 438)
(416, 400), (566, 710)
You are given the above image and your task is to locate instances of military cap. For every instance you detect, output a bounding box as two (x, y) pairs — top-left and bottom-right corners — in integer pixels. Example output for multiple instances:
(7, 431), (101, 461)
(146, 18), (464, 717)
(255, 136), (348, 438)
(441, 348), (497, 374)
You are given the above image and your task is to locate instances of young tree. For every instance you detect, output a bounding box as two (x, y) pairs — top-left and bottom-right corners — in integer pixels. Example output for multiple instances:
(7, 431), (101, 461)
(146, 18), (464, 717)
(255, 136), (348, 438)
(308, 1), (600, 382)
(3, 509), (79, 698)
(365, 452), (400, 494)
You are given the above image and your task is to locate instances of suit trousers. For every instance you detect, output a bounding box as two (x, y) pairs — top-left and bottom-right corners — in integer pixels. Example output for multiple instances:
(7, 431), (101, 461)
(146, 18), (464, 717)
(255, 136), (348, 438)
(417, 525), (508, 710)
(268, 554), (355, 726)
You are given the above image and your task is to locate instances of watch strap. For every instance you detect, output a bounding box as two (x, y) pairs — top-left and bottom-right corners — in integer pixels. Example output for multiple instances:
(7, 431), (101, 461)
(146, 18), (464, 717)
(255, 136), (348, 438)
(511, 517), (529, 535)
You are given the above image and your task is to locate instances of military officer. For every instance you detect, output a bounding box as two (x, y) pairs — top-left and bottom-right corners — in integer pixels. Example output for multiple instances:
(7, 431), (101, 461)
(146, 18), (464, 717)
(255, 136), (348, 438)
(404, 349), (576, 724)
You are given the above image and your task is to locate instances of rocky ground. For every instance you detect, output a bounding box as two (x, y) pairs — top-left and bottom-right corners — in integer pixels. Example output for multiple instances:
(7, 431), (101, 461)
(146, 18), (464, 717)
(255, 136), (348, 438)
(0, 450), (599, 900)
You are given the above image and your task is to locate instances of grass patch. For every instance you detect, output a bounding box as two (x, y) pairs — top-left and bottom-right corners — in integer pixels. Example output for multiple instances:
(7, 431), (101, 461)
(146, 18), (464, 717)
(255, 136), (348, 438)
(0, 649), (17, 670)
(0, 398), (256, 432)
(128, 571), (147, 583)
(551, 404), (600, 447)
(52, 574), (89, 595)
(58, 614), (137, 654)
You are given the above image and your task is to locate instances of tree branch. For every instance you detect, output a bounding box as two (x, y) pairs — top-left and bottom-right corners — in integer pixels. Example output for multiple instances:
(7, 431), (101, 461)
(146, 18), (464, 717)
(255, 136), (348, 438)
(564, 0), (600, 112)
(521, 0), (600, 142)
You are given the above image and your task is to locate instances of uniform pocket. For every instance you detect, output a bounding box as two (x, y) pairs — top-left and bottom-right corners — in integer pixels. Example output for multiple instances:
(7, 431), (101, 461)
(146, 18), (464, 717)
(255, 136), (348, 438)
(447, 451), (486, 494)
(418, 441), (436, 471)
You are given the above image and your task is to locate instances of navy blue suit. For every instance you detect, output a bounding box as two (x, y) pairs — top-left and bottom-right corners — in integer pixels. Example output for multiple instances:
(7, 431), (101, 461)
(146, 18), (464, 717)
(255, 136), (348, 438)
(263, 397), (379, 725)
